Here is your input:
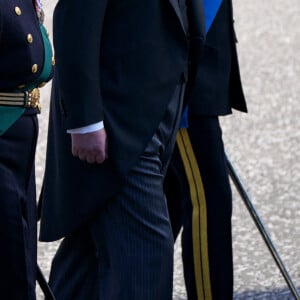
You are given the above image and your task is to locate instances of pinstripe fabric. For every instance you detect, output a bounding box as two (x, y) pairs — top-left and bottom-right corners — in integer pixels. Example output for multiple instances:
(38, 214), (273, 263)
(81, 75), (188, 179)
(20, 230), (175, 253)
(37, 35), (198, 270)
(90, 143), (174, 300)
(176, 128), (212, 300)
(48, 84), (184, 300)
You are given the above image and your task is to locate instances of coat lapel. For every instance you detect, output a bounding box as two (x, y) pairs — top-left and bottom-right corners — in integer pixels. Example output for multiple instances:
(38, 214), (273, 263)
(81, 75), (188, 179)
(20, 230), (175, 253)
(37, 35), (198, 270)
(168, 0), (187, 34)
(188, 0), (206, 38)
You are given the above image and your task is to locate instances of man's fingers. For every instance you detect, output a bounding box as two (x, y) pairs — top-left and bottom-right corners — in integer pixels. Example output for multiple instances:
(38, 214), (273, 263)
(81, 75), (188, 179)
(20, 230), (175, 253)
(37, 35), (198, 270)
(71, 146), (78, 157)
(86, 154), (96, 164)
(78, 150), (88, 162)
(71, 129), (108, 164)
(95, 153), (106, 164)
(73, 148), (106, 164)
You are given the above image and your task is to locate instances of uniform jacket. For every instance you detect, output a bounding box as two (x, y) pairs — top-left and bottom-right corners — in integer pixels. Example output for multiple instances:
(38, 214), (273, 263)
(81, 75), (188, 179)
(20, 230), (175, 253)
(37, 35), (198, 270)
(0, 0), (53, 134)
(0, 0), (45, 90)
(187, 0), (247, 115)
(40, 0), (205, 241)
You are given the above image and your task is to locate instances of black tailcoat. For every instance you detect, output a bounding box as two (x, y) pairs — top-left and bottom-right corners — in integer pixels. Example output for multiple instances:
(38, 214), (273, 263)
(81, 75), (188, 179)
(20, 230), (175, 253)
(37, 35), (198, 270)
(40, 0), (205, 241)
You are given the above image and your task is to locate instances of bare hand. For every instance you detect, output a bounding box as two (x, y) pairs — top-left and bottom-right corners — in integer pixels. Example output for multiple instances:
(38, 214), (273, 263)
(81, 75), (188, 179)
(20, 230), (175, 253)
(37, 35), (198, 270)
(71, 128), (108, 164)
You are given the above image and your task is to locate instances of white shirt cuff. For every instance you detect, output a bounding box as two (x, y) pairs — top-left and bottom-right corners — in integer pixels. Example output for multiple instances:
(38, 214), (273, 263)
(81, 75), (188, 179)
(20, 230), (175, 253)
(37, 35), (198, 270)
(67, 121), (104, 134)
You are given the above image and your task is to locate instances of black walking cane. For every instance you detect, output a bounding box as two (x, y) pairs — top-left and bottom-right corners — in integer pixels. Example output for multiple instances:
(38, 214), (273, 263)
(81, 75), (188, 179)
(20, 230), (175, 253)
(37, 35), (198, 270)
(225, 153), (300, 300)
(37, 264), (56, 300)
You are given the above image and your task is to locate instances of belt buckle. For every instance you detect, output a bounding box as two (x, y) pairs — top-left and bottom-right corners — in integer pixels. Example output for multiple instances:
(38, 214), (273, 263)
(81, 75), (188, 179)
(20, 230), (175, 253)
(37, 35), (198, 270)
(25, 88), (41, 111)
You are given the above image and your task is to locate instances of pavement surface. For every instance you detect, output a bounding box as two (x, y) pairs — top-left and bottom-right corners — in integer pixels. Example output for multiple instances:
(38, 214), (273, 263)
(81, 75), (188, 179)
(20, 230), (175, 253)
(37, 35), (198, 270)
(36, 0), (300, 299)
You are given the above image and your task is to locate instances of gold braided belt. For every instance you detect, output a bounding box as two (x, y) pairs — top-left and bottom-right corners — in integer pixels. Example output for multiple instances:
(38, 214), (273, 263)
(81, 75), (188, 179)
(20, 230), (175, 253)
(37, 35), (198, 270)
(0, 88), (41, 111)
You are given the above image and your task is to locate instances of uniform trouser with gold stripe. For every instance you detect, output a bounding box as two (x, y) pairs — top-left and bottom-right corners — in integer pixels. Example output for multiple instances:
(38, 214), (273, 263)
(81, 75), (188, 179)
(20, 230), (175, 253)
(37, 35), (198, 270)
(0, 108), (39, 300)
(164, 116), (233, 300)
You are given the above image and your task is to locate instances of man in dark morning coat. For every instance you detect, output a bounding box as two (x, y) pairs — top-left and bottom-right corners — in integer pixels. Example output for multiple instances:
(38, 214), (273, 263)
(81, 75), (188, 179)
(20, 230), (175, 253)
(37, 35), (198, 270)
(0, 0), (53, 298)
(164, 0), (247, 299)
(39, 0), (205, 299)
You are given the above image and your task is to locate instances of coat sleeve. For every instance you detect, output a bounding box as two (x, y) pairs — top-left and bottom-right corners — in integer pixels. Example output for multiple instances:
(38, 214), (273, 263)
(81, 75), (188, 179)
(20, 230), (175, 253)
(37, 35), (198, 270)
(53, 0), (109, 129)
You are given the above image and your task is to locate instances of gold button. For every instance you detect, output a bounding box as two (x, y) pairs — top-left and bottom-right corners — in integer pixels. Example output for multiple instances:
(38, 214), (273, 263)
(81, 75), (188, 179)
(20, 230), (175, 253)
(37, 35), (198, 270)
(32, 64), (38, 73)
(27, 34), (33, 44)
(51, 57), (56, 66)
(38, 82), (47, 88)
(15, 7), (22, 16)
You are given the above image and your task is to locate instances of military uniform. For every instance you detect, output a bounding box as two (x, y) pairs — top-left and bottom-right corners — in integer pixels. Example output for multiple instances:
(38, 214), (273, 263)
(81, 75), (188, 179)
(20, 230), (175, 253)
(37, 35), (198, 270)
(164, 0), (247, 299)
(0, 0), (53, 298)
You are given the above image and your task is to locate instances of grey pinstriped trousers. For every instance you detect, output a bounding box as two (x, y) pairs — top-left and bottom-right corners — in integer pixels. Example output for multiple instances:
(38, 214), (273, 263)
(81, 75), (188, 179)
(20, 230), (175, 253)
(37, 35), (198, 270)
(48, 84), (184, 300)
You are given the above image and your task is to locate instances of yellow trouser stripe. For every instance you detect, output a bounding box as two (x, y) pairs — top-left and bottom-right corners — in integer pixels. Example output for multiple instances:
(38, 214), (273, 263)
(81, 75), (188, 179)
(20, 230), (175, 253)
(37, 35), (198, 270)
(176, 128), (212, 300)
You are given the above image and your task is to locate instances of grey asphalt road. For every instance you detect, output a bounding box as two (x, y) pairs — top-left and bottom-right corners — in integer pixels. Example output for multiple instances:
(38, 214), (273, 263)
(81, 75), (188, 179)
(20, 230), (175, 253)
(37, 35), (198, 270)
(36, 0), (300, 299)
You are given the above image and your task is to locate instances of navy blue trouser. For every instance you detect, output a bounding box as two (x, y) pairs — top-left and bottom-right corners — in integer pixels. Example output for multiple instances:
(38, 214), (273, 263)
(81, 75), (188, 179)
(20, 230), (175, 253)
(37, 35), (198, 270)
(0, 109), (38, 300)
(48, 84), (184, 300)
(165, 116), (233, 300)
